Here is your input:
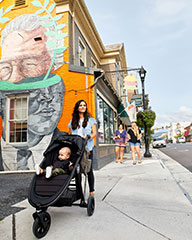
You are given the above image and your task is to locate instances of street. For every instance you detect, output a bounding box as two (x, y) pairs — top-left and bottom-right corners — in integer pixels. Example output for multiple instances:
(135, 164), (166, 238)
(0, 173), (33, 219)
(158, 143), (192, 172)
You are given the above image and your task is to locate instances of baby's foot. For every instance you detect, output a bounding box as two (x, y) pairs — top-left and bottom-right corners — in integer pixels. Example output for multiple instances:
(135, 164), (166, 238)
(35, 164), (41, 175)
(46, 167), (52, 178)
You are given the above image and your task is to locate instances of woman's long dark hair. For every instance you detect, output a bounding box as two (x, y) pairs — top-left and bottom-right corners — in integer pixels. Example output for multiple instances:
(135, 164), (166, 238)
(71, 100), (90, 130)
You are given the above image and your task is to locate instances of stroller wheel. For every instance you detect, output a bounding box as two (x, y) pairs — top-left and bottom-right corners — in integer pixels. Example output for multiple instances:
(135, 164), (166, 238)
(87, 196), (95, 216)
(33, 212), (51, 239)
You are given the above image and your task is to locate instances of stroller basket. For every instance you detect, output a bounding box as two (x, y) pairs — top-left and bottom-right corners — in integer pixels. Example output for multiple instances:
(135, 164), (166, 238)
(35, 174), (70, 197)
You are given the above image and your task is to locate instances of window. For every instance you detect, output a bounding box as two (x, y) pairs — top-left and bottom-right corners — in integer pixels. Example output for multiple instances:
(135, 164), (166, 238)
(78, 39), (86, 67)
(7, 95), (28, 143)
(97, 96), (104, 142)
(117, 77), (121, 95)
(15, 0), (26, 7)
(109, 107), (114, 143)
(97, 94), (115, 143)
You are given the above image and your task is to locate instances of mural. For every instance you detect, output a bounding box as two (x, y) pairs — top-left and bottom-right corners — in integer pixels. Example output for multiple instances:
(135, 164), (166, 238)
(0, 0), (67, 170)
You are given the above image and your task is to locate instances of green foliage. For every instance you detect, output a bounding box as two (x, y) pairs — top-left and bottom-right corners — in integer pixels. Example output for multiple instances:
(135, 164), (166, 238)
(136, 110), (156, 129)
(174, 132), (184, 139)
(137, 109), (156, 144)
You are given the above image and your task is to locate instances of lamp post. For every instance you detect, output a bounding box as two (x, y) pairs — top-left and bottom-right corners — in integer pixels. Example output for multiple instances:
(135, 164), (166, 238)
(139, 66), (152, 157)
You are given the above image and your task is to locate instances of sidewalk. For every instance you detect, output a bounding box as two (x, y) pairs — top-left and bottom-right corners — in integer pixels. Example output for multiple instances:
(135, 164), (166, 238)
(1, 149), (192, 240)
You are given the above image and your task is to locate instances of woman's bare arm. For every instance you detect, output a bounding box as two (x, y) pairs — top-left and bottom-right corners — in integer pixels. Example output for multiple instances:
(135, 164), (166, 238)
(91, 124), (97, 139)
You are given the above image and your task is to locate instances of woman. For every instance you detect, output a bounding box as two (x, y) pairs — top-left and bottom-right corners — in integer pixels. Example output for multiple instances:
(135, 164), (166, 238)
(127, 122), (142, 165)
(68, 100), (97, 196)
(113, 124), (128, 164)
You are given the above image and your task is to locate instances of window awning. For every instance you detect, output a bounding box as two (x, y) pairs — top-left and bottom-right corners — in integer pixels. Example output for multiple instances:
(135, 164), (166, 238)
(117, 104), (131, 125)
(117, 104), (128, 117)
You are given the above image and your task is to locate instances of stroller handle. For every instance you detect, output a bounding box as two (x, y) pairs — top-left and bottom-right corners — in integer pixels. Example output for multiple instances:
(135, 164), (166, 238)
(86, 135), (91, 140)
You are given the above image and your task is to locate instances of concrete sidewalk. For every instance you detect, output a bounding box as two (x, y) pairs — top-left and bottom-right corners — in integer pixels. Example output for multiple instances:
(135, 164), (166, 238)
(1, 149), (192, 240)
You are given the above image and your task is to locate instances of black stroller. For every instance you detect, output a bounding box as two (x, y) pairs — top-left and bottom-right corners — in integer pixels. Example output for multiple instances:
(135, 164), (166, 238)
(28, 134), (95, 239)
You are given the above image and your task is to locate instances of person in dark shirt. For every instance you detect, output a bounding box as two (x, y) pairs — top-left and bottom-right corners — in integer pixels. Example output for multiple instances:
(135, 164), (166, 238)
(113, 124), (128, 164)
(35, 147), (72, 178)
(127, 122), (142, 165)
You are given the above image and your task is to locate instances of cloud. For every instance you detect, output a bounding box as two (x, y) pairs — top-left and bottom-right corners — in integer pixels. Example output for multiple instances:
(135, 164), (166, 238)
(154, 0), (188, 16)
(154, 106), (192, 128)
(141, 27), (187, 50)
(145, 0), (192, 28)
(139, 0), (192, 52)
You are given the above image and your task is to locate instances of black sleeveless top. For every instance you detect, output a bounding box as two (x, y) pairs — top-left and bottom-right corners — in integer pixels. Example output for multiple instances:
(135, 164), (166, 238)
(128, 129), (141, 143)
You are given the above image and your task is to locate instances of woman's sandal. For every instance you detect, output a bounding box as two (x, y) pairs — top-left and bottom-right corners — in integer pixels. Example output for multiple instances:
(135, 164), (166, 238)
(115, 159), (119, 163)
(120, 160), (123, 164)
(132, 162), (136, 165)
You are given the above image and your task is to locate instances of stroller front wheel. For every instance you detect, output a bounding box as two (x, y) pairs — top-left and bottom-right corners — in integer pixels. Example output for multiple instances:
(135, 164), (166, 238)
(87, 196), (95, 216)
(33, 212), (51, 238)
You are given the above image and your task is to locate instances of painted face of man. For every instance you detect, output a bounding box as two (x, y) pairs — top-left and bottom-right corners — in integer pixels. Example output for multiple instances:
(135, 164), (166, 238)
(0, 26), (53, 83)
(28, 80), (64, 136)
(0, 79), (64, 142)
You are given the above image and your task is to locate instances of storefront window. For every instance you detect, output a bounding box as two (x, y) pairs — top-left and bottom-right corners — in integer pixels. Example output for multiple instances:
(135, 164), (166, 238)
(97, 94), (115, 143)
(103, 102), (109, 143)
(109, 108), (114, 143)
(97, 96), (104, 142)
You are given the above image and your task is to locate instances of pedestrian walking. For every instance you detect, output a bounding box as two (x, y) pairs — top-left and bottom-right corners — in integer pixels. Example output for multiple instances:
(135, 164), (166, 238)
(68, 100), (96, 196)
(127, 122), (142, 165)
(113, 124), (128, 164)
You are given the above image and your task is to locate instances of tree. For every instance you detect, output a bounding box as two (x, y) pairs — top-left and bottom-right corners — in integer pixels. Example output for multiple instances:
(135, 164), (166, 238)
(136, 109), (156, 143)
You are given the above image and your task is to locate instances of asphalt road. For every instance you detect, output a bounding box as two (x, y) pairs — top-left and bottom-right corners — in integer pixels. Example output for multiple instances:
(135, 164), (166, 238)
(0, 173), (34, 220)
(158, 142), (192, 172)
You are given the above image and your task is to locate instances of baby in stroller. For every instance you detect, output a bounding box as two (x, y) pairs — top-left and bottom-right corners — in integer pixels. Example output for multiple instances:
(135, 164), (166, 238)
(35, 146), (73, 178)
(28, 135), (95, 239)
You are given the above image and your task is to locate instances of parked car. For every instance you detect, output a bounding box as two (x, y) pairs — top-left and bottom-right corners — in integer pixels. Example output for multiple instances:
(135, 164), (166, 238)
(177, 137), (185, 143)
(152, 137), (166, 148)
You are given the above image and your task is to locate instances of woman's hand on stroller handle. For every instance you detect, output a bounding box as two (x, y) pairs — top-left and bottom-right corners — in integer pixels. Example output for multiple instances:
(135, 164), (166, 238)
(87, 135), (91, 140)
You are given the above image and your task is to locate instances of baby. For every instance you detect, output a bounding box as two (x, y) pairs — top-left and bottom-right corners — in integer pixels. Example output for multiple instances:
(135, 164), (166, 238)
(35, 147), (73, 178)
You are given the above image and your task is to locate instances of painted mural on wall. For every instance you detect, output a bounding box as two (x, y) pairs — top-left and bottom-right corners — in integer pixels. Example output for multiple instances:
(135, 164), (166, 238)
(0, 0), (67, 171)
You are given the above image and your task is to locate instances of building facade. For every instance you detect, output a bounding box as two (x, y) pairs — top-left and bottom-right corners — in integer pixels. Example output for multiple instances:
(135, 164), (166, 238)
(168, 122), (191, 143)
(184, 123), (192, 142)
(0, 0), (130, 171)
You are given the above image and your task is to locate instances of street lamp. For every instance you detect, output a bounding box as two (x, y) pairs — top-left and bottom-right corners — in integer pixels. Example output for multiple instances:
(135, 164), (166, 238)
(139, 66), (152, 157)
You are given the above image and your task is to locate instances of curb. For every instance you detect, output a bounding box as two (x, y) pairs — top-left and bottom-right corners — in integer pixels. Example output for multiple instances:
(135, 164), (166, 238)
(154, 148), (192, 204)
(0, 170), (35, 175)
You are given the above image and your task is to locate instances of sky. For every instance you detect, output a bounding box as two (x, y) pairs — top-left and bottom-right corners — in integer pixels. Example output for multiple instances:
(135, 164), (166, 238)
(84, 0), (192, 128)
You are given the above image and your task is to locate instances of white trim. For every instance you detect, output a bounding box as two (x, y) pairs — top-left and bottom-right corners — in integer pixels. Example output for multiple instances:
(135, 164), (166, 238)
(78, 37), (86, 67)
(6, 94), (29, 144)
(98, 144), (114, 147)
(91, 57), (97, 69)
(96, 90), (117, 113)
(74, 15), (101, 64)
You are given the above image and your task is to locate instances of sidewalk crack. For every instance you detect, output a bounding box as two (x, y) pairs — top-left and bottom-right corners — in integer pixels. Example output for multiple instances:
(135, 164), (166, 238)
(106, 202), (173, 240)
(12, 214), (16, 240)
(102, 177), (122, 201)
(160, 159), (192, 205)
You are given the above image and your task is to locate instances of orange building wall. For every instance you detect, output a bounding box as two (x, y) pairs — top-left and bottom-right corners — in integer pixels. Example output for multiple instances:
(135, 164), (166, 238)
(0, 0), (96, 137)
(56, 63), (96, 132)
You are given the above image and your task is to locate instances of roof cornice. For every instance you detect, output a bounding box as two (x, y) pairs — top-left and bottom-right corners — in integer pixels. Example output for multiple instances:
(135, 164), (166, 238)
(54, 0), (127, 67)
